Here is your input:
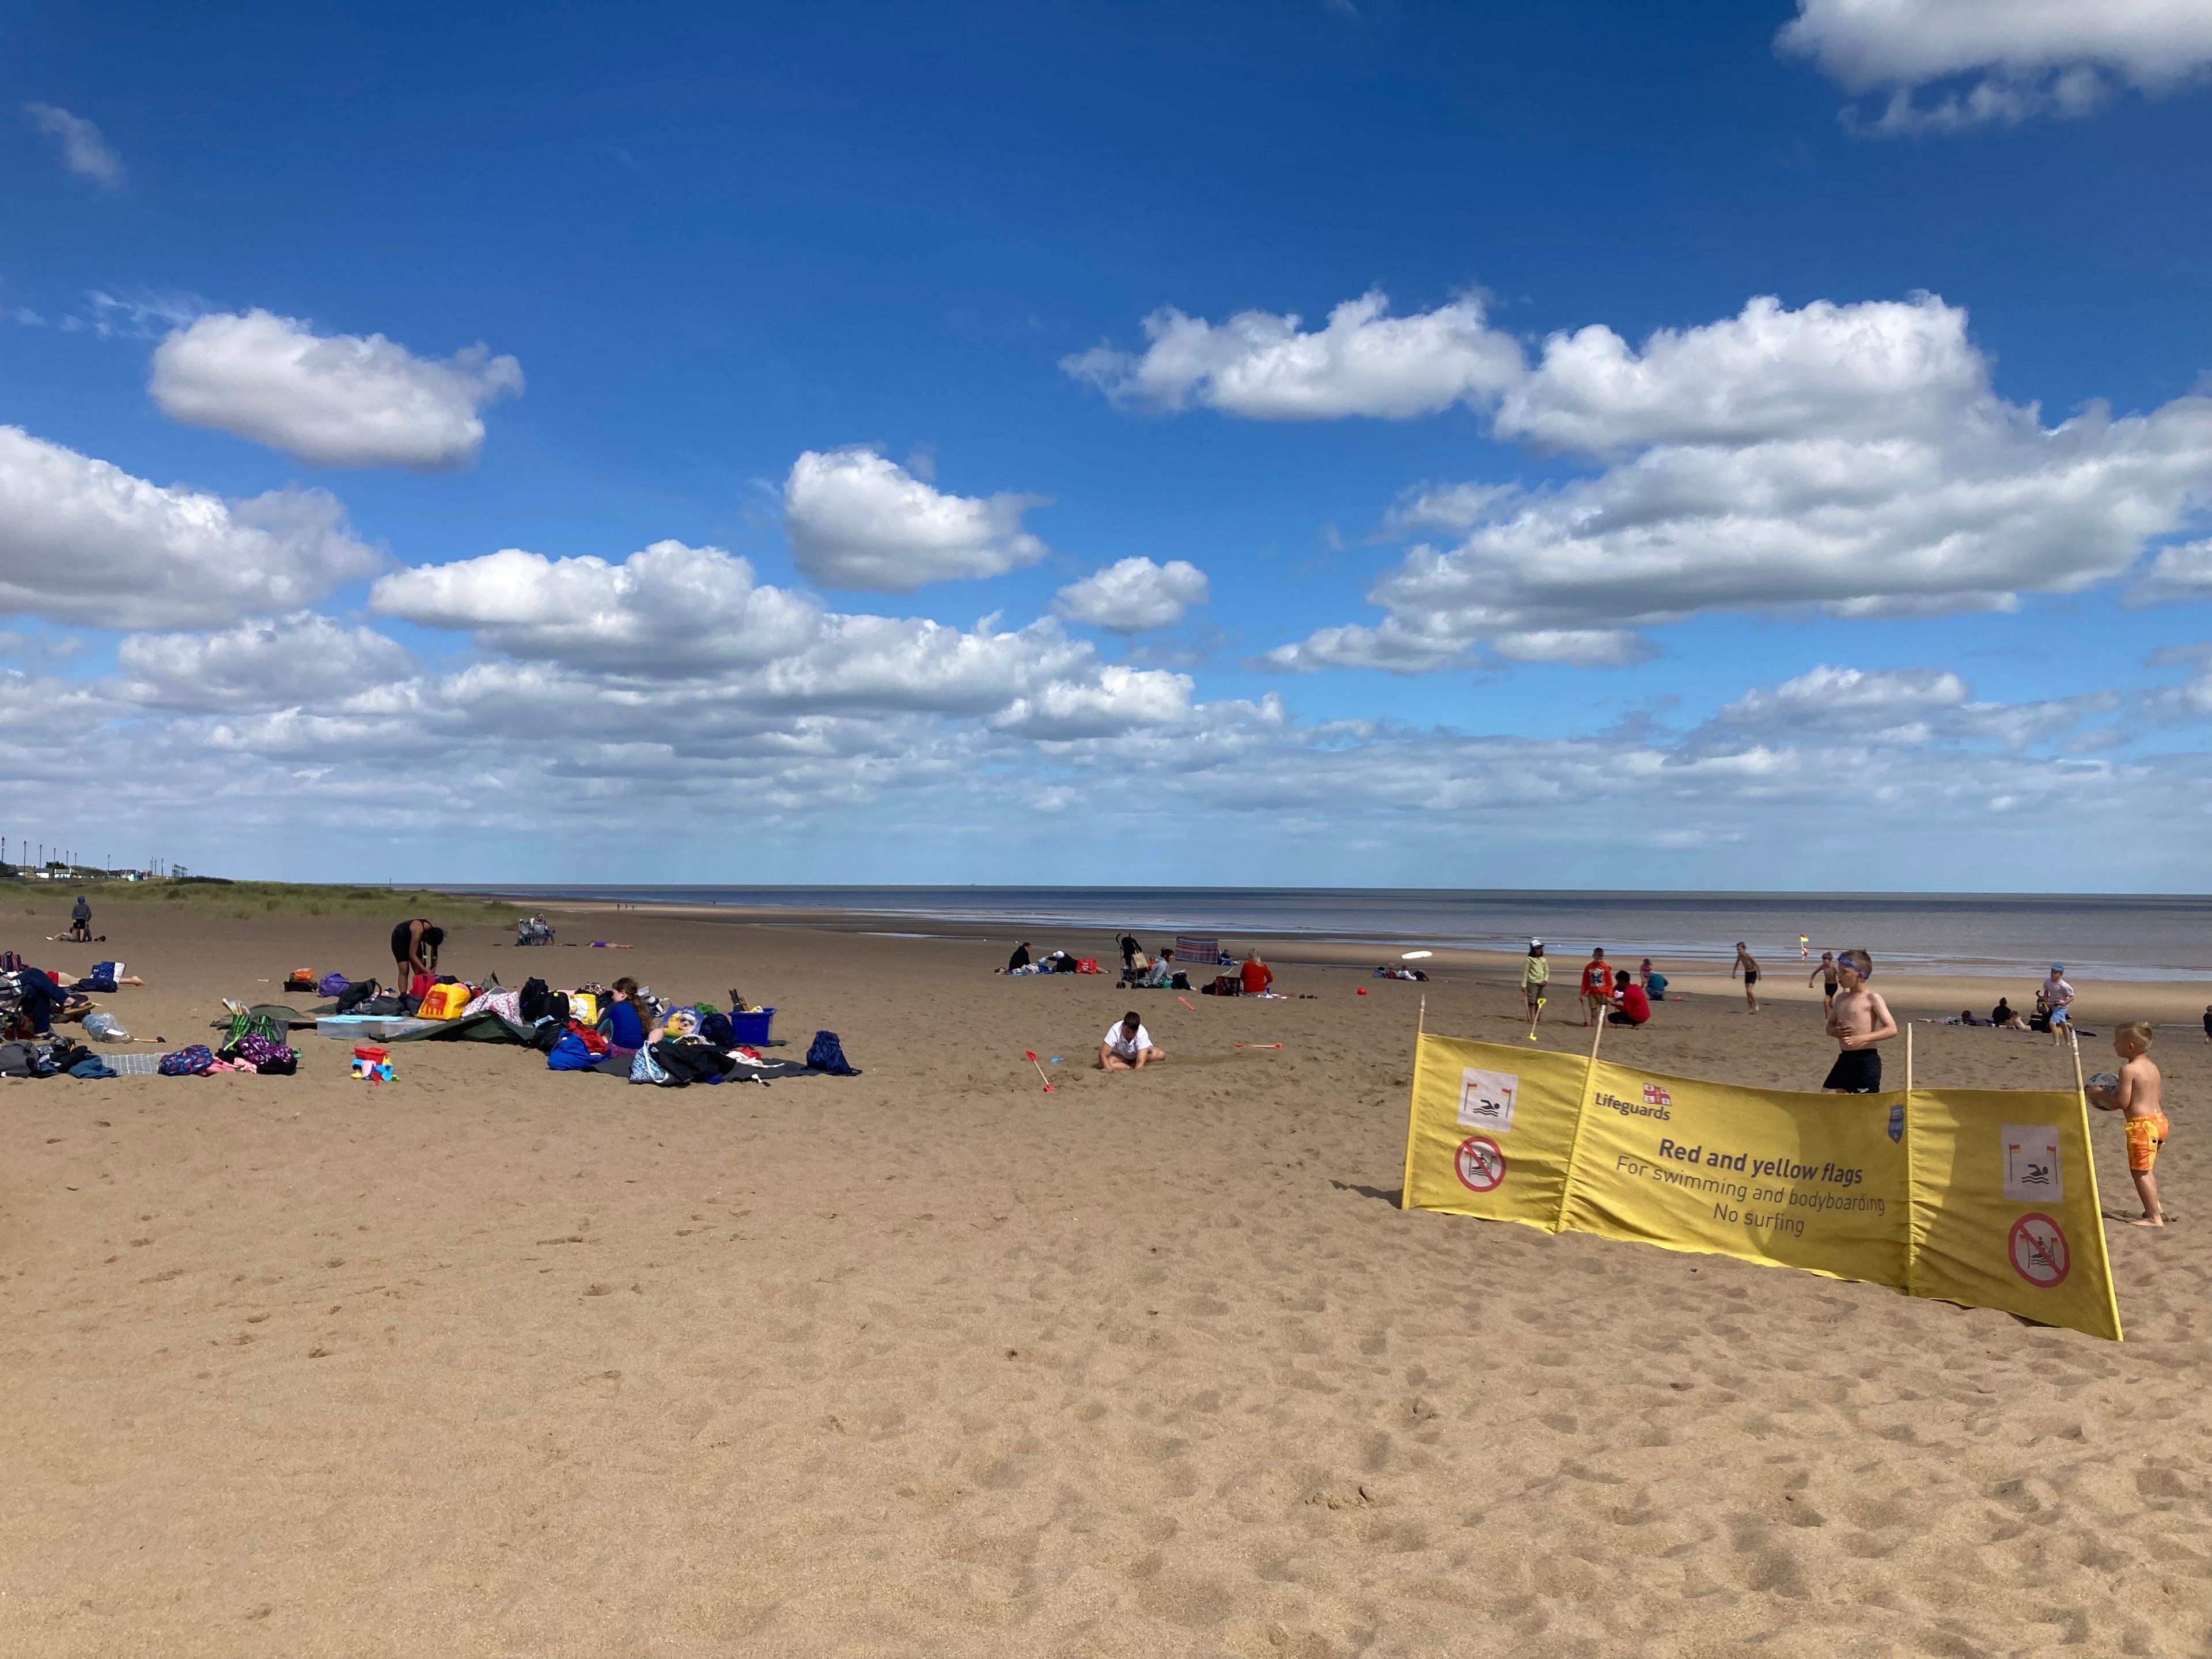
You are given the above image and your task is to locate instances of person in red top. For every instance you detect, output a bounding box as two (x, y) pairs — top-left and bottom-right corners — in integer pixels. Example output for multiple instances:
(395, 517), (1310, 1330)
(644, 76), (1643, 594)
(1580, 948), (1611, 1026)
(1239, 950), (1274, 995)
(1609, 968), (1650, 1027)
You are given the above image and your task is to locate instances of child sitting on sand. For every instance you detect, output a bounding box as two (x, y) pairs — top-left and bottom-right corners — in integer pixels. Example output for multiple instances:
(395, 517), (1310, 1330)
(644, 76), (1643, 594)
(2088, 1021), (2167, 1228)
(1100, 1011), (1165, 1071)
(1822, 949), (1896, 1094)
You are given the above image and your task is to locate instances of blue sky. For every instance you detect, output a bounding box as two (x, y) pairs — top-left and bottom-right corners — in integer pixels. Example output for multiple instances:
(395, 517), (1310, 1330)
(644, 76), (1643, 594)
(6, 1), (2212, 889)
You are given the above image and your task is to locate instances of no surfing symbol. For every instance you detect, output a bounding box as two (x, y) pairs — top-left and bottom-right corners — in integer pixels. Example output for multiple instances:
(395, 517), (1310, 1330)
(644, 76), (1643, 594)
(2008, 1213), (2070, 1289)
(1454, 1135), (1506, 1194)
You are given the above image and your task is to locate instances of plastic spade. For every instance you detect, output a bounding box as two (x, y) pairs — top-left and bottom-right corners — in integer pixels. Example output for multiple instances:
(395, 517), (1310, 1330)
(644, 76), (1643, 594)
(1024, 1050), (1055, 1092)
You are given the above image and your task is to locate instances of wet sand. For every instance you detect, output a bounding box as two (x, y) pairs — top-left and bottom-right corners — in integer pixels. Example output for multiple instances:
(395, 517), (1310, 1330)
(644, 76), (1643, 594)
(4, 898), (2209, 1656)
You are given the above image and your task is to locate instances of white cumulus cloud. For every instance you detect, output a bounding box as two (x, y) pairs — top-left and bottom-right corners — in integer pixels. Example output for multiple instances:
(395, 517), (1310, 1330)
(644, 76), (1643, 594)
(373, 541), (821, 676)
(1496, 294), (1983, 454)
(1052, 557), (1210, 632)
(1778, 0), (2212, 132)
(1717, 665), (1969, 728)
(1268, 294), (2212, 672)
(120, 613), (414, 712)
(783, 447), (1050, 591)
(150, 310), (523, 469)
(24, 103), (123, 188)
(2128, 537), (2212, 604)
(0, 426), (383, 629)
(994, 664), (1195, 739)
(1063, 290), (1522, 419)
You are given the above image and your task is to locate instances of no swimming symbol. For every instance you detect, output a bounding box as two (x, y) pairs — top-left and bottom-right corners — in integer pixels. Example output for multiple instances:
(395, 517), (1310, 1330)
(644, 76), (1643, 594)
(2008, 1213), (2070, 1289)
(1455, 1135), (1506, 1194)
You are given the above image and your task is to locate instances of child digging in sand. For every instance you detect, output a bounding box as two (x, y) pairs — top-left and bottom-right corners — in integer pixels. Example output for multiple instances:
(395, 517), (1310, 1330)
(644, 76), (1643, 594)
(2089, 1021), (2168, 1228)
(1822, 949), (1896, 1093)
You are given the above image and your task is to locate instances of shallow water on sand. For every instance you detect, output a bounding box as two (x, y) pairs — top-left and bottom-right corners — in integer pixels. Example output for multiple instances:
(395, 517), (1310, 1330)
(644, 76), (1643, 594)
(459, 886), (2212, 981)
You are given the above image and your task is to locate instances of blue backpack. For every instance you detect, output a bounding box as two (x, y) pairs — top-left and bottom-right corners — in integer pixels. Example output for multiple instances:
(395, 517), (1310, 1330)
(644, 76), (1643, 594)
(546, 1032), (596, 1071)
(805, 1030), (859, 1075)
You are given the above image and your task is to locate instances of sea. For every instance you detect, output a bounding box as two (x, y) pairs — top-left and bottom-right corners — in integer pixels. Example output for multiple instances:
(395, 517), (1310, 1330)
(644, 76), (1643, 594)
(447, 887), (2212, 983)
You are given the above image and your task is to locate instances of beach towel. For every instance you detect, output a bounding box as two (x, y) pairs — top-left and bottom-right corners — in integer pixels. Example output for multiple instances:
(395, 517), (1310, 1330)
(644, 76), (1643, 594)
(461, 987), (523, 1025)
(235, 1032), (299, 1074)
(101, 1052), (162, 1075)
(1174, 935), (1229, 967)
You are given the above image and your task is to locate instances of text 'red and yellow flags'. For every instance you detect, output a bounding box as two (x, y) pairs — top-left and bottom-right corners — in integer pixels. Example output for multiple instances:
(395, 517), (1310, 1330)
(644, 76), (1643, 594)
(1402, 1033), (2122, 1340)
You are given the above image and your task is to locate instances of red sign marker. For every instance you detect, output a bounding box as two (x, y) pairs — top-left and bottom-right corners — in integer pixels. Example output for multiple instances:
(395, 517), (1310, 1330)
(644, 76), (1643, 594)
(2007, 1212), (2070, 1289)
(1454, 1135), (1507, 1194)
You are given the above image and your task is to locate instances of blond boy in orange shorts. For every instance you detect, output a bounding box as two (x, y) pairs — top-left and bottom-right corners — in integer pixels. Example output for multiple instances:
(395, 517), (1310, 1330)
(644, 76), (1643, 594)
(2089, 1021), (2166, 1228)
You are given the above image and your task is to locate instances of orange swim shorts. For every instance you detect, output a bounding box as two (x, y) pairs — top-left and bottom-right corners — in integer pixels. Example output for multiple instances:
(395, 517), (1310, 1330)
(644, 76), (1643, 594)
(2126, 1112), (2169, 1174)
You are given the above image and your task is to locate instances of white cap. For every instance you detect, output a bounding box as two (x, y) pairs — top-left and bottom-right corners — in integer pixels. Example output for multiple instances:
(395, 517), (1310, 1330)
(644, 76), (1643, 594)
(1528, 937), (1543, 948)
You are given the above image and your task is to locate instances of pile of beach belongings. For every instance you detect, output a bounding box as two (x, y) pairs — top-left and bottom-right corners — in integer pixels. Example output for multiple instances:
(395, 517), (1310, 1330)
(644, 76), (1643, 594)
(546, 997), (859, 1088)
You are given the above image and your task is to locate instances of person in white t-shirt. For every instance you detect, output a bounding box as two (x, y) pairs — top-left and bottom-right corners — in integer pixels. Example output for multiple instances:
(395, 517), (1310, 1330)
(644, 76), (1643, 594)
(1100, 1010), (1166, 1070)
(2041, 965), (2075, 1046)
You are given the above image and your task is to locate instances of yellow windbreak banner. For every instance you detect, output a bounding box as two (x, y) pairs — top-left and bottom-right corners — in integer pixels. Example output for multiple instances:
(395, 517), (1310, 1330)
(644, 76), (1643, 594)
(1906, 1089), (2121, 1343)
(1401, 1036), (2123, 1340)
(1400, 1035), (1589, 1230)
(1562, 1059), (1910, 1290)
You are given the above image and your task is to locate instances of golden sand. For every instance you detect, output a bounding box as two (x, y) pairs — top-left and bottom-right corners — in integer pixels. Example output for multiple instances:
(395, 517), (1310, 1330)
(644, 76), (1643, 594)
(3, 900), (2206, 1655)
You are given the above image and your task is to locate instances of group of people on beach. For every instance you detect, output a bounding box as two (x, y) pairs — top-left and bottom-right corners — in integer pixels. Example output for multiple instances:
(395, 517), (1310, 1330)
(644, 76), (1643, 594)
(1518, 942), (1666, 1036)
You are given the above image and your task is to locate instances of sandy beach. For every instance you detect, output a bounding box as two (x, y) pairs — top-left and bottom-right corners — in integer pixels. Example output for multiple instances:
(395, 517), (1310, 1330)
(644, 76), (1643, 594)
(5, 896), (2210, 1656)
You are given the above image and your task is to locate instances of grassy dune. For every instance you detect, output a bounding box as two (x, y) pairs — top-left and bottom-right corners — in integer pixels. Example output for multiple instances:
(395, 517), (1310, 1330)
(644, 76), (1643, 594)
(93, 880), (531, 923)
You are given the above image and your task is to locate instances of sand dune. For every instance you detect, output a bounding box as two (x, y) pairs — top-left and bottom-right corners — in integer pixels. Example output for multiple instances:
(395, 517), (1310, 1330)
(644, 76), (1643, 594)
(3, 901), (2207, 1655)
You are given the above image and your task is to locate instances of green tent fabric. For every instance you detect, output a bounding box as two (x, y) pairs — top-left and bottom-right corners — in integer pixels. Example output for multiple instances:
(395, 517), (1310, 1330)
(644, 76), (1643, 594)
(206, 1003), (321, 1033)
(387, 1009), (537, 1044)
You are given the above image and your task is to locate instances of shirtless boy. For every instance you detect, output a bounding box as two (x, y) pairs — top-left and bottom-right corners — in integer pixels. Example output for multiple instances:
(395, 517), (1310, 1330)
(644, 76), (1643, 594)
(1732, 942), (1761, 1013)
(1823, 949), (1897, 1093)
(2088, 1021), (2167, 1228)
(1807, 950), (1838, 1011)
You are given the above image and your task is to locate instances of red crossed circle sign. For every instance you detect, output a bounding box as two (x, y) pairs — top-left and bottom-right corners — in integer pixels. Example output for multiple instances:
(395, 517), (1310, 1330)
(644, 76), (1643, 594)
(1455, 1135), (1506, 1194)
(2008, 1212), (2070, 1288)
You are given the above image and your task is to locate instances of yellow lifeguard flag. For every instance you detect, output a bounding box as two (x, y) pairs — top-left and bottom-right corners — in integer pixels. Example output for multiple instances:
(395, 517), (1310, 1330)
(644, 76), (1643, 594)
(1402, 1035), (2121, 1340)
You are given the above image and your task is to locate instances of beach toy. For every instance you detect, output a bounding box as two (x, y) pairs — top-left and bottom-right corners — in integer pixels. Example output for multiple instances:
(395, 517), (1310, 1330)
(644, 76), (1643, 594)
(2087, 1071), (2120, 1094)
(1357, 987), (1367, 995)
(1233, 1041), (1283, 1050)
(1024, 1050), (1055, 1093)
(1401, 950), (1433, 960)
(1177, 996), (1195, 1010)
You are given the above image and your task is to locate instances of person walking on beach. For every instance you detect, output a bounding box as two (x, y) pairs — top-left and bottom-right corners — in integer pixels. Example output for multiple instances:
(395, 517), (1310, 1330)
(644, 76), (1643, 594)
(1118, 933), (1142, 975)
(2041, 964), (2075, 1046)
(1522, 940), (1549, 1036)
(1822, 949), (1896, 1093)
(2088, 1021), (2167, 1228)
(1732, 942), (1761, 1013)
(68, 892), (92, 942)
(1808, 950), (1839, 1011)
(391, 916), (444, 994)
(1579, 948), (1610, 1027)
